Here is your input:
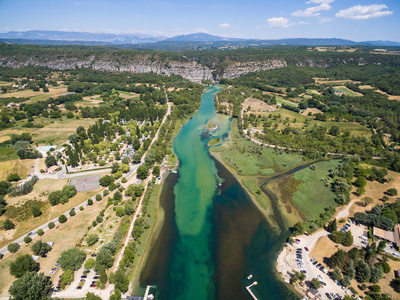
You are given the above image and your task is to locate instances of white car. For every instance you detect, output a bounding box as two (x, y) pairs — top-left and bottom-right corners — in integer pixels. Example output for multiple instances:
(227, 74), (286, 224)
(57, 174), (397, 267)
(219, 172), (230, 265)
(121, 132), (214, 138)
(49, 271), (55, 275)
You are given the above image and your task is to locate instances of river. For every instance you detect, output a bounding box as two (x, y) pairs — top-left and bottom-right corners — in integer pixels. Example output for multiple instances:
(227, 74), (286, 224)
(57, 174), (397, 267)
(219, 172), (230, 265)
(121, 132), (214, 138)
(140, 86), (299, 300)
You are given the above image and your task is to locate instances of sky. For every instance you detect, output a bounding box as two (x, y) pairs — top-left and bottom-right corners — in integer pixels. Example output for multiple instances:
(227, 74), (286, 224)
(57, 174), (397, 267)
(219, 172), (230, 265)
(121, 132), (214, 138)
(0, 0), (399, 41)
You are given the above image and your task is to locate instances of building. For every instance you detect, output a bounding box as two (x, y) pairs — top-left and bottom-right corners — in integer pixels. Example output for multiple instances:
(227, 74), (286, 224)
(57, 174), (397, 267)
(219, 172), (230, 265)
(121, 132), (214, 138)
(373, 225), (400, 247)
(46, 165), (59, 174)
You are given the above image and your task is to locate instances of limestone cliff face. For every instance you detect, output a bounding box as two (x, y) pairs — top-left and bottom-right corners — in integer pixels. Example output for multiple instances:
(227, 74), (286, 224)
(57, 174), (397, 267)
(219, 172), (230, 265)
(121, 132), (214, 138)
(0, 55), (213, 83)
(221, 60), (287, 79)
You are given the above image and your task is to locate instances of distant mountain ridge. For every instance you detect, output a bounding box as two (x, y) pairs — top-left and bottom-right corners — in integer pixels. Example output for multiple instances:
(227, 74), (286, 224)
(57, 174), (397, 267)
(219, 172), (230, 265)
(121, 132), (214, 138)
(0, 30), (399, 47)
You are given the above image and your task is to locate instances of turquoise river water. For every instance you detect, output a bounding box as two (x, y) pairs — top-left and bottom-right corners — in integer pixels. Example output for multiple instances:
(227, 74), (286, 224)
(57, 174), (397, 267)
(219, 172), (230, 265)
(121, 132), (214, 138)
(140, 86), (299, 300)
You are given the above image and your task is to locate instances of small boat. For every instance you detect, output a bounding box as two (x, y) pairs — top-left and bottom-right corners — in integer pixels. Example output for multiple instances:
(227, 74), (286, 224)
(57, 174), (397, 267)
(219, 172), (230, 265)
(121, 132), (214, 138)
(253, 281), (258, 286)
(247, 274), (253, 280)
(218, 183), (222, 186)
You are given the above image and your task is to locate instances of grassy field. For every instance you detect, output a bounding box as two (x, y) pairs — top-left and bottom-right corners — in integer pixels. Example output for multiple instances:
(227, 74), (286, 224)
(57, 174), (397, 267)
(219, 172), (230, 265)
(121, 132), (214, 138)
(333, 86), (362, 97)
(0, 118), (97, 146)
(292, 160), (339, 220)
(0, 195), (108, 297)
(0, 159), (30, 182)
(243, 179), (268, 209)
(219, 121), (308, 176)
(0, 85), (68, 102)
(250, 107), (371, 138)
(0, 176), (108, 249)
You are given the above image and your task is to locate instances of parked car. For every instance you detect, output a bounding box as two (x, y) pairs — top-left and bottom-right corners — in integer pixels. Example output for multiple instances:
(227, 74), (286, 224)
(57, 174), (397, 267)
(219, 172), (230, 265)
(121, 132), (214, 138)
(77, 286), (82, 290)
(81, 275), (87, 279)
(51, 267), (57, 271)
(310, 258), (316, 262)
(304, 247), (309, 251)
(49, 271), (55, 275)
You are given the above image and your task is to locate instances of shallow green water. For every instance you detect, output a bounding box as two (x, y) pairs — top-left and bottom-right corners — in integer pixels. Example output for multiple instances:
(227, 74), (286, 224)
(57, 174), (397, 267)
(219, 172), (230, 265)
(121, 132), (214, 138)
(140, 86), (299, 300)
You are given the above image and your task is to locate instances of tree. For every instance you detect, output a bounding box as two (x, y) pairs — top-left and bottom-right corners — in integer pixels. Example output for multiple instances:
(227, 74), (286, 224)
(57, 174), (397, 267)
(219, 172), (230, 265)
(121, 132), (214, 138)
(48, 222), (55, 229)
(10, 255), (37, 278)
(125, 201), (135, 215)
(69, 210), (76, 217)
(329, 125), (340, 136)
(99, 268), (108, 284)
(8, 242), (20, 253)
(355, 177), (367, 188)
(37, 229), (44, 236)
(377, 260), (390, 274)
(59, 248), (86, 271)
(48, 191), (61, 206)
(377, 241), (386, 254)
(311, 278), (322, 289)
(31, 205), (42, 217)
(31, 240), (51, 257)
(370, 265), (383, 283)
(342, 275), (351, 287)
(9, 271), (53, 300)
(7, 173), (21, 182)
(113, 191), (122, 201)
(60, 269), (74, 286)
(363, 197), (374, 207)
(45, 155), (57, 168)
(392, 278), (400, 293)
(153, 165), (161, 177)
(84, 258), (96, 269)
(137, 165), (149, 180)
(329, 249), (346, 268)
(96, 247), (114, 269)
(332, 268), (343, 281)
(99, 175), (113, 187)
(95, 194), (102, 201)
(115, 206), (125, 217)
(88, 199), (93, 205)
(356, 260), (371, 283)
(385, 188), (398, 196)
(326, 219), (337, 233)
(58, 214), (67, 223)
(23, 236), (32, 244)
(86, 292), (102, 300)
(86, 234), (99, 246)
(342, 231), (354, 247)
(3, 219), (15, 230)
(292, 222), (304, 236)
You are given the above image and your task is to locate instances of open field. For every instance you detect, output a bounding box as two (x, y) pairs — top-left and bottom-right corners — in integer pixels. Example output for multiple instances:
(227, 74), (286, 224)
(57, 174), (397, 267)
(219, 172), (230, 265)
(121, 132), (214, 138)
(0, 196), (107, 297)
(292, 160), (339, 220)
(0, 85), (68, 102)
(0, 118), (96, 145)
(333, 86), (363, 97)
(250, 108), (371, 138)
(0, 176), (107, 249)
(243, 97), (277, 112)
(0, 159), (31, 182)
(301, 107), (323, 116)
(314, 78), (361, 85)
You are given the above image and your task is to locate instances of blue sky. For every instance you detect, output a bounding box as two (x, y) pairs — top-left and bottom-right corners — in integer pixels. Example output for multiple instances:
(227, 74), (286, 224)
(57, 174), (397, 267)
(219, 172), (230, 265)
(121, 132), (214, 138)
(0, 0), (399, 41)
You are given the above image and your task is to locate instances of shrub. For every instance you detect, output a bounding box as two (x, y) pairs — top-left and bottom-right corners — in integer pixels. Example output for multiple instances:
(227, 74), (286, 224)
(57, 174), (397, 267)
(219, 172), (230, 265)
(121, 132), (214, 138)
(8, 242), (20, 253)
(3, 219), (15, 230)
(69, 210), (76, 217)
(7, 173), (21, 182)
(31, 205), (42, 217)
(92, 221), (97, 227)
(23, 236), (32, 244)
(88, 199), (93, 205)
(58, 215), (67, 224)
(79, 206), (84, 211)
(37, 229), (44, 236)
(86, 234), (99, 246)
(96, 216), (103, 223)
(95, 194), (102, 201)
(121, 177), (127, 183)
(48, 222), (55, 229)
(103, 190), (109, 197)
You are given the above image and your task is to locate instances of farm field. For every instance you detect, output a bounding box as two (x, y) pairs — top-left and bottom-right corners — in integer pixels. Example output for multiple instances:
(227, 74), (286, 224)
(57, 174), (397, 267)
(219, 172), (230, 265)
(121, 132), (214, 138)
(333, 85), (363, 96)
(0, 85), (68, 102)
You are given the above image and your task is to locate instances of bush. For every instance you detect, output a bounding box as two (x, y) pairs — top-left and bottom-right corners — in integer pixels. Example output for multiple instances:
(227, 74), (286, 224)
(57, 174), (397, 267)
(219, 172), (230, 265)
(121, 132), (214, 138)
(84, 258), (96, 269)
(79, 206), (84, 211)
(31, 205), (42, 217)
(8, 242), (20, 253)
(23, 236), (32, 244)
(86, 234), (99, 246)
(7, 173), (21, 182)
(3, 219), (15, 230)
(92, 221), (97, 227)
(96, 216), (103, 223)
(37, 229), (44, 236)
(103, 190), (109, 197)
(121, 177), (127, 183)
(96, 194), (102, 201)
(58, 215), (67, 224)
(88, 199), (93, 205)
(69, 210), (76, 217)
(48, 222), (55, 229)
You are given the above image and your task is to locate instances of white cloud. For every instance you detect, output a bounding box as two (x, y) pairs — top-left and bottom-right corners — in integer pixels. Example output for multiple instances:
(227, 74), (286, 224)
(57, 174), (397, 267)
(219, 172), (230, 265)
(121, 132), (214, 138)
(291, 2), (332, 17)
(266, 17), (294, 28)
(318, 17), (332, 23)
(336, 4), (393, 20)
(219, 23), (233, 28)
(192, 28), (209, 33)
(297, 21), (309, 25)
